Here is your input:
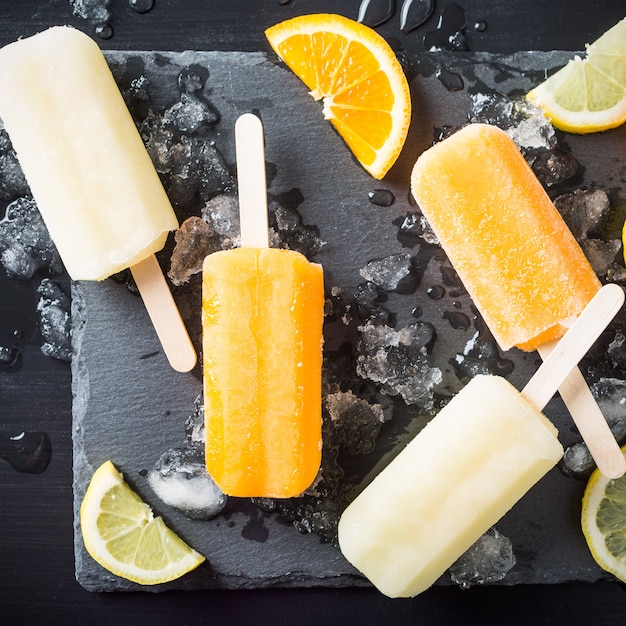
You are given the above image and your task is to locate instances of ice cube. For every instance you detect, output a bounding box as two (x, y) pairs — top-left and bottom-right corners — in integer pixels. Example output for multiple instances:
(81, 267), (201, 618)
(178, 68), (205, 94)
(469, 94), (579, 187)
(252, 496), (342, 545)
(559, 377), (626, 477)
(555, 189), (611, 240)
(148, 444), (227, 520)
(0, 149), (29, 201)
(395, 211), (439, 247)
(526, 146), (577, 188)
(36, 278), (71, 362)
(140, 112), (233, 207)
(560, 417), (626, 479)
(0, 197), (63, 279)
(353, 282), (392, 326)
(174, 135), (233, 204)
(559, 442), (597, 479)
(452, 319), (514, 381)
(359, 253), (415, 292)
(356, 321), (442, 409)
(70, 0), (111, 23)
(184, 394), (205, 443)
(607, 333), (626, 370)
(168, 216), (217, 286)
(270, 201), (325, 259)
(325, 390), (386, 455)
(324, 286), (354, 327)
(506, 101), (555, 151)
(201, 194), (240, 242)
(580, 238), (621, 278)
(163, 92), (218, 135)
(449, 527), (516, 589)
(591, 377), (626, 426)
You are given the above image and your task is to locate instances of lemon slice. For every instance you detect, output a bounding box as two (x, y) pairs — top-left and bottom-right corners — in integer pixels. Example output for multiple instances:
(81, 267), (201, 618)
(265, 13), (411, 179)
(80, 460), (205, 585)
(527, 17), (626, 133)
(581, 444), (626, 582)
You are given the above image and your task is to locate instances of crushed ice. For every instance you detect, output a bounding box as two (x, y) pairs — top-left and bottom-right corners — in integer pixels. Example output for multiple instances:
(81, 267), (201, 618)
(359, 253), (415, 292)
(325, 390), (386, 456)
(449, 527), (516, 589)
(36, 279), (72, 362)
(356, 322), (442, 409)
(0, 197), (62, 280)
(70, 0), (111, 24)
(148, 444), (227, 520)
(560, 377), (626, 478)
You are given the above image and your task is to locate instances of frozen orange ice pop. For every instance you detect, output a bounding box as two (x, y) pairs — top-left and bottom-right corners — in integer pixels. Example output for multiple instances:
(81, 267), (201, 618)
(202, 114), (323, 497)
(0, 27), (195, 372)
(411, 123), (625, 479)
(411, 123), (599, 353)
(338, 284), (624, 598)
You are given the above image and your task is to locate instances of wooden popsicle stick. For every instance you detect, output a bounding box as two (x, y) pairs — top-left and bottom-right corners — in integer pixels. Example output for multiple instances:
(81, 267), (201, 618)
(522, 284), (624, 416)
(235, 113), (269, 249)
(130, 253), (197, 373)
(537, 340), (626, 479)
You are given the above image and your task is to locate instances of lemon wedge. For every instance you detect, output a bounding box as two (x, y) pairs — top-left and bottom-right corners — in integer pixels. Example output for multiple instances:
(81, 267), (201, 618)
(527, 17), (626, 133)
(80, 460), (205, 585)
(581, 444), (626, 583)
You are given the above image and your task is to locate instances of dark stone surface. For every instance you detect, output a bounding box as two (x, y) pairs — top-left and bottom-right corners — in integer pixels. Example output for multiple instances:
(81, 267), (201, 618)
(72, 49), (626, 592)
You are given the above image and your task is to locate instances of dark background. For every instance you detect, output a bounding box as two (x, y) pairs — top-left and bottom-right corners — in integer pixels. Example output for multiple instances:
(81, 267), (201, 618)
(1, 0), (626, 624)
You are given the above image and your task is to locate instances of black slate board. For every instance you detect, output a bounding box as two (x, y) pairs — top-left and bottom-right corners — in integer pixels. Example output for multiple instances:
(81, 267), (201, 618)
(72, 49), (626, 592)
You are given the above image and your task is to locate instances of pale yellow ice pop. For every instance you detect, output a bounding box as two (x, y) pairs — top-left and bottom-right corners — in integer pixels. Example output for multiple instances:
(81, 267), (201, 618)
(338, 284), (624, 598)
(0, 27), (195, 371)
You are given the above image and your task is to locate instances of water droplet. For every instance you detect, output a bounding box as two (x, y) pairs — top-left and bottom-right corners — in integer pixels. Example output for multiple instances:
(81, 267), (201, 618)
(178, 68), (205, 94)
(399, 0), (435, 33)
(0, 345), (20, 370)
(440, 265), (463, 289)
(427, 285), (445, 300)
(443, 310), (470, 331)
(368, 188), (395, 207)
(435, 67), (464, 91)
(95, 23), (114, 40)
(474, 20), (487, 32)
(358, 0), (396, 27)
(492, 358), (514, 377)
(424, 2), (468, 51)
(277, 0), (292, 4)
(411, 306), (423, 318)
(0, 431), (52, 474)
(129, 0), (154, 13)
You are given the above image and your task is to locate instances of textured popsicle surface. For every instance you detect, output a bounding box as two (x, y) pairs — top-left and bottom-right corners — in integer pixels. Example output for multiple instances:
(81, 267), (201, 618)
(0, 27), (178, 280)
(202, 247), (324, 498)
(337, 375), (564, 598)
(410, 123), (600, 351)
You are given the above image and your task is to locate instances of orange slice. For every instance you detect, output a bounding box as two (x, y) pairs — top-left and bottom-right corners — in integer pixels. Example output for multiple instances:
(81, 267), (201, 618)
(265, 13), (411, 179)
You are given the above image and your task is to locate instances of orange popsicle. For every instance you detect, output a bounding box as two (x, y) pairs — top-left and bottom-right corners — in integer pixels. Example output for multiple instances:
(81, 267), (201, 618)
(411, 123), (625, 480)
(203, 247), (323, 497)
(202, 114), (323, 498)
(411, 123), (600, 352)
